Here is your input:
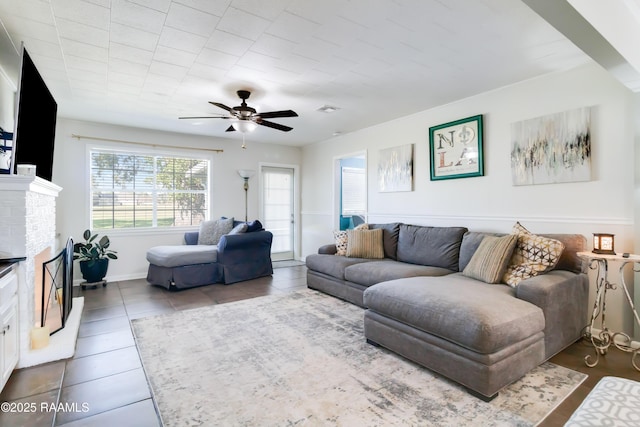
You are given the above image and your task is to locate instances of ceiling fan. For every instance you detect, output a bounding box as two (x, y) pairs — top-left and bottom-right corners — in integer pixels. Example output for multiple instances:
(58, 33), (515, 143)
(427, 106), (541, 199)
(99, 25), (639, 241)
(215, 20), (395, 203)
(179, 90), (298, 132)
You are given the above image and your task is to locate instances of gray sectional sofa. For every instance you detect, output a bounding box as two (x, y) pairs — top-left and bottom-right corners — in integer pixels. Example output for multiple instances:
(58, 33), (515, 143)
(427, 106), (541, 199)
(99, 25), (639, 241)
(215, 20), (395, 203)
(306, 223), (589, 400)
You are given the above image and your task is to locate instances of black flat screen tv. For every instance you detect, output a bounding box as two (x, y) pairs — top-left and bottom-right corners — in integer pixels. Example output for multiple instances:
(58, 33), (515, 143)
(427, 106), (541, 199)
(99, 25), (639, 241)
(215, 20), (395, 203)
(12, 46), (57, 181)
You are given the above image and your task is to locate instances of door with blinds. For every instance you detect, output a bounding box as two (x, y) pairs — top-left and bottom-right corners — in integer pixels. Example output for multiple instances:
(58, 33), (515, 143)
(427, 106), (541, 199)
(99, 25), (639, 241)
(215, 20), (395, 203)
(261, 166), (295, 260)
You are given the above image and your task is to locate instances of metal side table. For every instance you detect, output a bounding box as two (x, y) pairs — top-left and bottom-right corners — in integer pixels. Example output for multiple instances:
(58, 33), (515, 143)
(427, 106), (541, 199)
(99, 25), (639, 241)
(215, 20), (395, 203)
(577, 251), (640, 371)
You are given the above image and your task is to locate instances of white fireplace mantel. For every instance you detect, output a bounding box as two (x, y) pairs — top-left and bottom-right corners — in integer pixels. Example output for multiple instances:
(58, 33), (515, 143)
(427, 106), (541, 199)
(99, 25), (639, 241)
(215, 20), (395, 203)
(0, 174), (62, 198)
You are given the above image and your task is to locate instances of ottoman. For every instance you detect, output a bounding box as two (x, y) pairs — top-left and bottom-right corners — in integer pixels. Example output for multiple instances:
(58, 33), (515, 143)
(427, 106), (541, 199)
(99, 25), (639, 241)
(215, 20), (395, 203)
(146, 245), (222, 290)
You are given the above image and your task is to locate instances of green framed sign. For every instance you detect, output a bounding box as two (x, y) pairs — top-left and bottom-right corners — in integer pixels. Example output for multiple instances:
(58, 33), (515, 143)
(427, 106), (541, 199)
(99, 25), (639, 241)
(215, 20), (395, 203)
(429, 114), (484, 181)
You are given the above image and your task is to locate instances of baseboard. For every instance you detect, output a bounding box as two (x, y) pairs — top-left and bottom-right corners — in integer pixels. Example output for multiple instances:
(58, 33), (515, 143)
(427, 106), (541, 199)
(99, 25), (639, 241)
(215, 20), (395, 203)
(73, 272), (147, 286)
(588, 327), (640, 349)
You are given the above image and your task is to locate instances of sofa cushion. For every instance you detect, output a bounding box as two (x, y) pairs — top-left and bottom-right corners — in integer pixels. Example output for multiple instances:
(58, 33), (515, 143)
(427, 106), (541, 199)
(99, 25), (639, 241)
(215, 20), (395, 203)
(369, 223), (401, 260)
(346, 228), (384, 258)
(344, 260), (453, 287)
(146, 245), (218, 268)
(396, 225), (468, 270)
(364, 274), (545, 354)
(541, 233), (586, 274)
(503, 222), (565, 287)
(198, 217), (234, 245)
(305, 254), (371, 280)
(462, 234), (517, 284)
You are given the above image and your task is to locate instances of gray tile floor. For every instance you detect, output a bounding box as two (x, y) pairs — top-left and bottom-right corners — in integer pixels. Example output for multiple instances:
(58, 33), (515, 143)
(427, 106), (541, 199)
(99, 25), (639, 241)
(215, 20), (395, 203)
(0, 264), (307, 427)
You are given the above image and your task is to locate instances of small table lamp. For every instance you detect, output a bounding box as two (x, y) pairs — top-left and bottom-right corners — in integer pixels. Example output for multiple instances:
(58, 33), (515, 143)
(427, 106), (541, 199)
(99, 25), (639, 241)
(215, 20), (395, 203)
(593, 233), (615, 255)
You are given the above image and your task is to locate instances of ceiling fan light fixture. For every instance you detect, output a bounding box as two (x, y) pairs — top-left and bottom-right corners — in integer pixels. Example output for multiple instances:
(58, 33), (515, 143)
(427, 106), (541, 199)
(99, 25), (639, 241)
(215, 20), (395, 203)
(232, 120), (258, 133)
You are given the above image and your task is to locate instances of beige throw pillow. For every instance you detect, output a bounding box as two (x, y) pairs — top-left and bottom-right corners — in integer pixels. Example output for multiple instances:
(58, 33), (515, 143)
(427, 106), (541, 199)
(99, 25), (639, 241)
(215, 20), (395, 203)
(346, 228), (384, 259)
(502, 222), (565, 287)
(333, 223), (369, 256)
(462, 234), (518, 284)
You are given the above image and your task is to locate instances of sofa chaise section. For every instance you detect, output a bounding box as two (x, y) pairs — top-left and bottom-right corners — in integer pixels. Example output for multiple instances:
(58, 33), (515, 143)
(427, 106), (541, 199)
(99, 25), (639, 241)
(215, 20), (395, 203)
(363, 274), (546, 399)
(147, 227), (273, 290)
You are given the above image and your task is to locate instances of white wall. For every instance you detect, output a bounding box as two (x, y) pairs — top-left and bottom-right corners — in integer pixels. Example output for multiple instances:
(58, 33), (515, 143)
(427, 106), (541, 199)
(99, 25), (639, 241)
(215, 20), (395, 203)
(53, 118), (302, 282)
(301, 62), (637, 336)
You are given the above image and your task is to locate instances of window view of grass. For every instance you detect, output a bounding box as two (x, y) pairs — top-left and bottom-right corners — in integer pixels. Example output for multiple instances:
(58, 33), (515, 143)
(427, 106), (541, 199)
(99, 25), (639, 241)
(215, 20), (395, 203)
(90, 151), (208, 230)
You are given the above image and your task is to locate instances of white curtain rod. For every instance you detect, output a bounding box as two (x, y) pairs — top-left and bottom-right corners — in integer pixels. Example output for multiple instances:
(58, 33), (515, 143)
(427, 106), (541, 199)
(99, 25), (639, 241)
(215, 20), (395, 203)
(71, 133), (224, 153)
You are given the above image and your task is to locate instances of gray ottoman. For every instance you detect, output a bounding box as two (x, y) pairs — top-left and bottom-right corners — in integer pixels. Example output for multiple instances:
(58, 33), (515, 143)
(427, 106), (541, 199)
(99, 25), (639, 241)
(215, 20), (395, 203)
(146, 245), (222, 290)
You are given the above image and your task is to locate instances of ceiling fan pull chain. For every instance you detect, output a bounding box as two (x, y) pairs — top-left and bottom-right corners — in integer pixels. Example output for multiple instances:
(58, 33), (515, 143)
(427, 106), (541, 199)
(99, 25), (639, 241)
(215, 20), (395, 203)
(242, 133), (247, 149)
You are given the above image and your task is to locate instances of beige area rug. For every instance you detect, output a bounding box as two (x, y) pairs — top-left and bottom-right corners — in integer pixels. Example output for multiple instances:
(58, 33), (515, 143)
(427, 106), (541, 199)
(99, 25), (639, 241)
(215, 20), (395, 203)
(132, 290), (586, 426)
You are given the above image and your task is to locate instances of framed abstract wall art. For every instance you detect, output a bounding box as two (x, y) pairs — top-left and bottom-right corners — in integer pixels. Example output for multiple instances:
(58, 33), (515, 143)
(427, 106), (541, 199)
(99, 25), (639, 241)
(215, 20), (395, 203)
(510, 107), (591, 186)
(378, 144), (413, 192)
(429, 115), (484, 181)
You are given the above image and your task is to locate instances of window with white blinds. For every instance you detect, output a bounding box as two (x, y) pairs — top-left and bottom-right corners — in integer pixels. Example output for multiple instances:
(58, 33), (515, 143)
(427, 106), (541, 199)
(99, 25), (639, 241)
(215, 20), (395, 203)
(90, 149), (209, 230)
(341, 166), (366, 216)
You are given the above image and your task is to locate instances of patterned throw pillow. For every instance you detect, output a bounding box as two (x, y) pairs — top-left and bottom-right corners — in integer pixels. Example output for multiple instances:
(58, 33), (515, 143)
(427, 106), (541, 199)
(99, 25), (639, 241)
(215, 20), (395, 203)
(333, 223), (369, 256)
(333, 230), (349, 256)
(346, 228), (384, 259)
(462, 234), (518, 284)
(502, 222), (565, 287)
(198, 217), (234, 245)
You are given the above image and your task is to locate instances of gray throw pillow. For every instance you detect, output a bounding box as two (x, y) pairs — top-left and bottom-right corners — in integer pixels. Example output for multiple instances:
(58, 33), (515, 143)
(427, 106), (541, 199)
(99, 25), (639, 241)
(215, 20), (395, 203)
(198, 217), (234, 245)
(228, 223), (248, 235)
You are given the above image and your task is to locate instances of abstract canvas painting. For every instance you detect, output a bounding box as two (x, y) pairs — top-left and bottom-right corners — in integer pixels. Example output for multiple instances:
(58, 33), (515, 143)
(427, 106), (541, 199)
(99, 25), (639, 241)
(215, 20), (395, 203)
(510, 107), (591, 186)
(378, 144), (413, 192)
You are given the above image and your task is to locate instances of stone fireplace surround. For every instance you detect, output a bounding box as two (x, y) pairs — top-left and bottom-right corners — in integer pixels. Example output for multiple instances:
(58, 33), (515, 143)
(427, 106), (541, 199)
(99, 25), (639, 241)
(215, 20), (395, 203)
(0, 175), (83, 369)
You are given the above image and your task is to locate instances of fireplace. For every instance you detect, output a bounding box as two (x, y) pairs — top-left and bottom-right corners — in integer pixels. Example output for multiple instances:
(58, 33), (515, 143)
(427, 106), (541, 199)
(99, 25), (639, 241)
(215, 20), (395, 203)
(0, 175), (83, 368)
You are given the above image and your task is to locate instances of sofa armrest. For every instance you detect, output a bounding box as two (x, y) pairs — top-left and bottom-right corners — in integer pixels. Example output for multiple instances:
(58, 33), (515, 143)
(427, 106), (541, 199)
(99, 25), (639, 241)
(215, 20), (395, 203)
(318, 244), (337, 255)
(184, 231), (199, 245)
(516, 270), (589, 359)
(217, 231), (274, 283)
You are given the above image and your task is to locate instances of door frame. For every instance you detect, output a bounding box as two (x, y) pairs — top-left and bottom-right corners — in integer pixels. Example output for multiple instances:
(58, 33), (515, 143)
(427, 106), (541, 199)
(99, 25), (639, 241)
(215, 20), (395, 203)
(258, 162), (300, 260)
(333, 150), (367, 230)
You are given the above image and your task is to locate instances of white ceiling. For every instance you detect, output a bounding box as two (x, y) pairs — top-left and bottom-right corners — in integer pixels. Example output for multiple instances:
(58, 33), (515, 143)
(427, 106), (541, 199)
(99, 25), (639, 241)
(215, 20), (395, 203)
(0, 0), (636, 146)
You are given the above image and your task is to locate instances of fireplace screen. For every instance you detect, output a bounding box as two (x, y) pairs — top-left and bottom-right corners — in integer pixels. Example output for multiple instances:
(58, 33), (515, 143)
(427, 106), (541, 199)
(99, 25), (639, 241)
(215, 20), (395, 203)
(41, 238), (73, 335)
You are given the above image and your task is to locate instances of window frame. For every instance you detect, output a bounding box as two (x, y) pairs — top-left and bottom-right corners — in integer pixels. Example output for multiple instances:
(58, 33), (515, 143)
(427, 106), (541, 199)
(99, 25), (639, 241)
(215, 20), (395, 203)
(86, 141), (213, 234)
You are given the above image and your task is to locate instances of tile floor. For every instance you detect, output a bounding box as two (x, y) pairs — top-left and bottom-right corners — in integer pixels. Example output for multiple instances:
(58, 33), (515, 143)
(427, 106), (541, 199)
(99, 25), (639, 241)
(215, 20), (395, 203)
(0, 264), (307, 427)
(0, 263), (638, 426)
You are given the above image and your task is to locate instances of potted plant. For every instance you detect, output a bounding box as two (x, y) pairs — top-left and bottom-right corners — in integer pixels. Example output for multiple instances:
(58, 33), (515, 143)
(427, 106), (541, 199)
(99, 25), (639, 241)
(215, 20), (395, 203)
(73, 229), (118, 285)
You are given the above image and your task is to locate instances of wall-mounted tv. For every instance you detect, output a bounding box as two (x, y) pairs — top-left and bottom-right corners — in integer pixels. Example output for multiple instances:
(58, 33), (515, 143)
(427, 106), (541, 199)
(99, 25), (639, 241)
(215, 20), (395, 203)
(11, 46), (57, 181)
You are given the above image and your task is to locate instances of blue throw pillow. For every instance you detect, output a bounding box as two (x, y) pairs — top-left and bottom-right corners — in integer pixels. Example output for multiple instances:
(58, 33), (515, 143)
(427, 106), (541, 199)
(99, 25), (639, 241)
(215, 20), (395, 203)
(246, 220), (263, 232)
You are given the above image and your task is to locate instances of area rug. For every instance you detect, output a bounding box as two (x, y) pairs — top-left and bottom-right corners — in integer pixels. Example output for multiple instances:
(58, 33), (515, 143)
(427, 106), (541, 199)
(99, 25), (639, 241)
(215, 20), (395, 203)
(132, 290), (587, 426)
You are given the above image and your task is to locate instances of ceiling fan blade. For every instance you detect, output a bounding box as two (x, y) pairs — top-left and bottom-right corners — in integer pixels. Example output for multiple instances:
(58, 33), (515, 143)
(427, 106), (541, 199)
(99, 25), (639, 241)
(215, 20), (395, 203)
(225, 125), (235, 132)
(209, 102), (234, 113)
(257, 119), (293, 132)
(256, 109), (298, 119)
(178, 116), (227, 119)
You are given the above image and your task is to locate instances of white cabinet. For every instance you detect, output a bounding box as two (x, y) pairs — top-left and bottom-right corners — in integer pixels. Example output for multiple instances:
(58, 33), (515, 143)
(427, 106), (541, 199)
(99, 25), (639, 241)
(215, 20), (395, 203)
(0, 267), (19, 392)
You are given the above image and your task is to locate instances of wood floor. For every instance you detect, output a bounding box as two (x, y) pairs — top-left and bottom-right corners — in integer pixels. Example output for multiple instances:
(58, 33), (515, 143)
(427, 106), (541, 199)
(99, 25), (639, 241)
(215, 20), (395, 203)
(0, 263), (638, 426)
(541, 337), (640, 426)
